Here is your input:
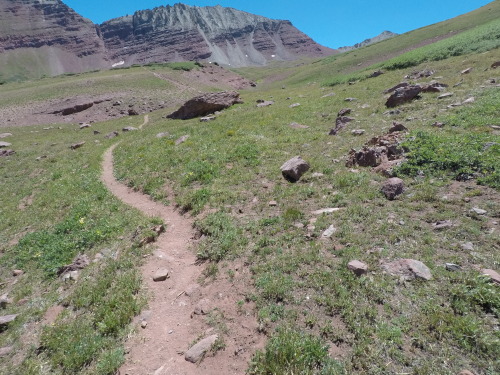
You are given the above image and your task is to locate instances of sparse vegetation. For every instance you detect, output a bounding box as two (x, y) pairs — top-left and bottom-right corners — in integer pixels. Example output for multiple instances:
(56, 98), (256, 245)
(1, 4), (500, 375)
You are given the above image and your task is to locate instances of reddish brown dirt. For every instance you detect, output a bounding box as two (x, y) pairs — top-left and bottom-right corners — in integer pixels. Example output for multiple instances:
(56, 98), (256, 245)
(101, 116), (264, 375)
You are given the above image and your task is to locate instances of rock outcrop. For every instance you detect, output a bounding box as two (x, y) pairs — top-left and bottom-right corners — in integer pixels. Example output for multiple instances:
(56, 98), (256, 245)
(100, 4), (335, 68)
(338, 31), (398, 52)
(0, 0), (107, 80)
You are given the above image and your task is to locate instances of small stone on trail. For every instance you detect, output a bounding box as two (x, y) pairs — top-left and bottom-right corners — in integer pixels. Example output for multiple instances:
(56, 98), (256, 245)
(193, 299), (212, 315)
(185, 334), (219, 363)
(482, 269), (500, 284)
(280, 156), (310, 183)
(348, 260), (368, 276)
(153, 268), (170, 282)
(471, 207), (487, 215)
(268, 201), (277, 207)
(175, 135), (189, 145)
(141, 320), (148, 329)
(381, 178), (404, 200)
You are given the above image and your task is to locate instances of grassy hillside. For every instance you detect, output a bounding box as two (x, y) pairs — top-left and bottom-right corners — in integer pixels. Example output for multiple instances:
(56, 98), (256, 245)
(0, 3), (499, 375)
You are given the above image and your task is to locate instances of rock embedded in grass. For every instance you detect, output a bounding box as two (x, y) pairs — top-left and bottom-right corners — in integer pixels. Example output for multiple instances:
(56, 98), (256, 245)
(185, 334), (219, 363)
(382, 259), (432, 281)
(122, 126), (138, 132)
(0, 133), (12, 139)
(482, 269), (500, 284)
(0, 346), (13, 358)
(153, 268), (170, 282)
(381, 177), (404, 200)
(256, 100), (274, 108)
(0, 141), (12, 148)
(280, 156), (310, 183)
(385, 85), (422, 107)
(175, 135), (189, 145)
(471, 207), (487, 215)
(105, 131), (119, 139)
(0, 314), (18, 327)
(348, 260), (368, 276)
(167, 91), (242, 120)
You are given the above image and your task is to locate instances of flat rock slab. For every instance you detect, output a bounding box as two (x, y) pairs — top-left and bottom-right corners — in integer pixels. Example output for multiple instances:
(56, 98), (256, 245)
(256, 100), (274, 108)
(0, 314), (18, 326)
(105, 131), (119, 139)
(385, 85), (421, 108)
(122, 127), (138, 132)
(70, 141), (85, 150)
(153, 268), (170, 282)
(185, 334), (218, 363)
(382, 259), (432, 281)
(175, 135), (189, 145)
(0, 142), (12, 148)
(0, 133), (12, 139)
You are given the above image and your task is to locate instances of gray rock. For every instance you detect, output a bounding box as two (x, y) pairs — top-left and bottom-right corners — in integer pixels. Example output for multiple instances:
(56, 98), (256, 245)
(185, 334), (218, 363)
(289, 103), (301, 108)
(0, 314), (18, 327)
(0, 133), (13, 139)
(193, 299), (212, 315)
(0, 346), (13, 358)
(105, 131), (119, 139)
(461, 67), (472, 75)
(280, 156), (310, 183)
(321, 225), (337, 238)
(382, 259), (432, 281)
(12, 270), (23, 277)
(79, 124), (91, 129)
(156, 132), (170, 138)
(175, 135), (189, 145)
(462, 97), (475, 105)
(344, 97), (357, 102)
(461, 242), (474, 251)
(256, 100), (274, 108)
(70, 142), (86, 150)
(122, 126), (138, 132)
(348, 260), (368, 276)
(433, 220), (453, 230)
(351, 129), (365, 136)
(200, 115), (216, 122)
(0, 294), (12, 309)
(438, 93), (454, 99)
(312, 208), (341, 215)
(0, 142), (12, 148)
(153, 268), (170, 282)
(471, 207), (487, 215)
(381, 178), (404, 200)
(445, 263), (462, 272)
(0, 149), (15, 157)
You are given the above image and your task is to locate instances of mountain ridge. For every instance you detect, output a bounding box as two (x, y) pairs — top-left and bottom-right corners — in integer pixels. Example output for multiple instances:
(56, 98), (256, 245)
(0, 0), (335, 81)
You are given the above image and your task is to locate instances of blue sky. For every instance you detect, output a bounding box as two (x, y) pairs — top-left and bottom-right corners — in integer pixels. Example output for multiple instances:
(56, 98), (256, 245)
(64, 0), (494, 48)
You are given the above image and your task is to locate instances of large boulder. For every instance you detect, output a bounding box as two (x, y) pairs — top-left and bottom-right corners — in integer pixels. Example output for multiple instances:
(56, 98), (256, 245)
(167, 91), (242, 120)
(280, 156), (310, 183)
(386, 85), (422, 108)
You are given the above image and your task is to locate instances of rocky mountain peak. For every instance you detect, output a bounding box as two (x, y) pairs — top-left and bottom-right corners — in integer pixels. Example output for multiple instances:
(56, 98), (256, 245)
(338, 30), (398, 52)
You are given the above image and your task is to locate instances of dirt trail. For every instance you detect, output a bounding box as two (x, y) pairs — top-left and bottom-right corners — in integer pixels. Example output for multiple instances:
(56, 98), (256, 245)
(101, 116), (264, 375)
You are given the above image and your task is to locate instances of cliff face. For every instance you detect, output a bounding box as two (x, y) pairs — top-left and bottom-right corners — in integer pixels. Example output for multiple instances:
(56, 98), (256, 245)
(100, 4), (335, 67)
(0, 1), (335, 81)
(0, 0), (107, 79)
